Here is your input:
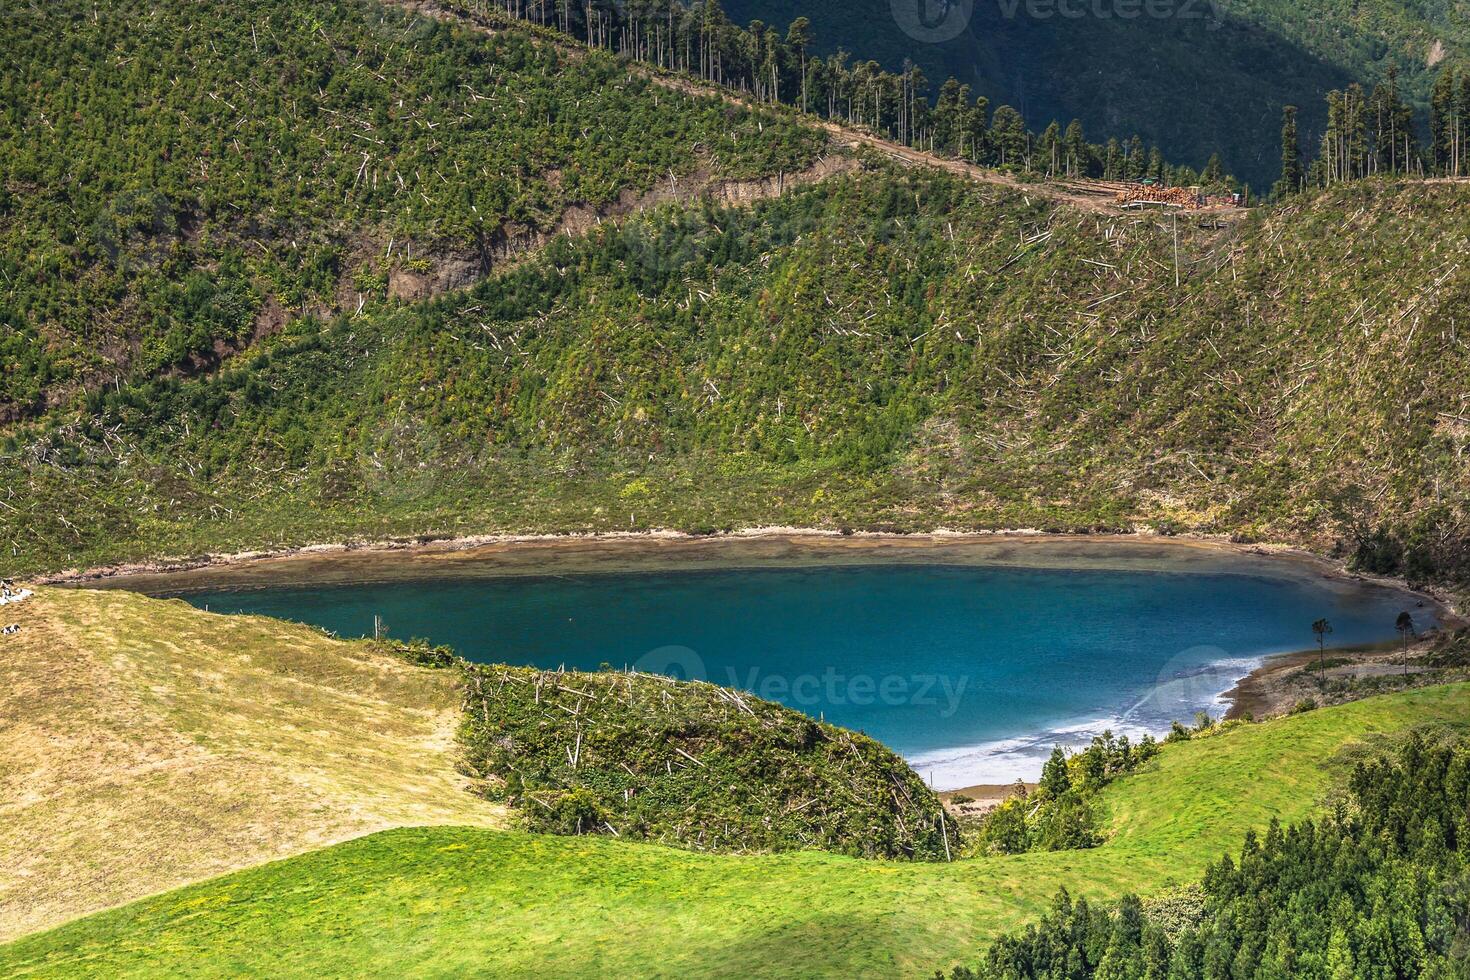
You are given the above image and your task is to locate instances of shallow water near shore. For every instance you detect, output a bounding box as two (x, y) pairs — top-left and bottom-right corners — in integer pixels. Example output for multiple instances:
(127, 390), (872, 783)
(147, 537), (1437, 788)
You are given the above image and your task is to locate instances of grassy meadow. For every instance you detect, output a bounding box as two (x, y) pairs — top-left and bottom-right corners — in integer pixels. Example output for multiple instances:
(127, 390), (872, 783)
(1, 596), (1463, 979)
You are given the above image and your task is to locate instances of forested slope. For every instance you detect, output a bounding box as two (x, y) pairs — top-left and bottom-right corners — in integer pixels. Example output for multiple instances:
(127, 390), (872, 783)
(957, 733), (1470, 978)
(0, 0), (821, 414)
(6, 168), (1469, 585)
(4, 0), (1468, 586)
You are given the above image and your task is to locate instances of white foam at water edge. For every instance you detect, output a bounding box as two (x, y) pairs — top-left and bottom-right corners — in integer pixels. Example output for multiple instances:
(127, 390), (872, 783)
(907, 655), (1267, 791)
(907, 715), (1158, 789)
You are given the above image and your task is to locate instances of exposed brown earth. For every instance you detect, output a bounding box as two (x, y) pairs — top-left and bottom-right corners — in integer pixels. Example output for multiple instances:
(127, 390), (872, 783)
(941, 782), (1037, 820)
(1224, 633), (1466, 721)
(353, 152), (867, 305)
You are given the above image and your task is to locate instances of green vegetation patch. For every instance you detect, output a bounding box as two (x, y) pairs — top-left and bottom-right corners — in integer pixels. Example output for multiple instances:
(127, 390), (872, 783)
(974, 730), (1162, 856)
(956, 731), (1470, 978)
(459, 662), (954, 859)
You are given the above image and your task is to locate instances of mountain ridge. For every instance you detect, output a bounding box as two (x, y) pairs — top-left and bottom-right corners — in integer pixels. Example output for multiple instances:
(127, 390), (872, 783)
(727, 0), (1470, 187)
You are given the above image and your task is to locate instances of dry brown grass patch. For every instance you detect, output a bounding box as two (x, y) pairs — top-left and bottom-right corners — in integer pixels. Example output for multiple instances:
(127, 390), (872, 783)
(0, 587), (503, 941)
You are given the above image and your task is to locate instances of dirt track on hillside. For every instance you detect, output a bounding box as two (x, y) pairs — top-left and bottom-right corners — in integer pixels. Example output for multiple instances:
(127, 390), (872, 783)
(398, 0), (1248, 219)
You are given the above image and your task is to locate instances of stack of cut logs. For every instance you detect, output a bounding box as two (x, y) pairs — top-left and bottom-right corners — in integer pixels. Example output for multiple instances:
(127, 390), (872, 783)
(1113, 185), (1202, 209)
(1201, 194), (1241, 208)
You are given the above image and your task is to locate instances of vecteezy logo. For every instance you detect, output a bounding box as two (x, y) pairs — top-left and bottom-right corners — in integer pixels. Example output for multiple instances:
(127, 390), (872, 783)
(632, 645), (708, 683)
(891, 0), (974, 42)
(1127, 645), (1245, 730)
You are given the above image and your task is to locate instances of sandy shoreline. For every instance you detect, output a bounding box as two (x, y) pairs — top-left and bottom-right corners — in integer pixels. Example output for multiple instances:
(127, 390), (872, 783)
(39, 526), (1161, 586)
(33, 526), (1461, 620)
(1220, 633), (1459, 723)
(1222, 651), (1324, 721)
(939, 782), (1037, 819)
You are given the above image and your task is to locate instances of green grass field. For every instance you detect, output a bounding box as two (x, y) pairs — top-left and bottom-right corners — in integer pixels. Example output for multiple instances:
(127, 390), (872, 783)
(3, 682), (1466, 978)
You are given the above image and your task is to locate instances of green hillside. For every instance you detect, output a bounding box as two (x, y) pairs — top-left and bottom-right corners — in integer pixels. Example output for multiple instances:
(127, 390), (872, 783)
(7, 171), (1469, 585)
(726, 0), (1470, 187)
(0, 587), (954, 940)
(0, 588), (504, 943)
(3, 681), (1466, 976)
(0, 0), (820, 415)
(7, 0), (1468, 587)
(961, 733), (1470, 977)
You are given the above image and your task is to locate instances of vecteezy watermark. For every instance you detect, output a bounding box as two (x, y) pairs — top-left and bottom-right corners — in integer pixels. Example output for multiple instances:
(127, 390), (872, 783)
(891, 0), (976, 42)
(893, 0), (1220, 40)
(729, 667), (970, 717)
(634, 645), (709, 682)
(634, 646), (970, 718)
(997, 0), (1222, 23)
(1123, 645), (1252, 731)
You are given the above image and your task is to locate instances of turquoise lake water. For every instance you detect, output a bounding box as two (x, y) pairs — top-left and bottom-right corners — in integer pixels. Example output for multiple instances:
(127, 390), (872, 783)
(175, 558), (1432, 787)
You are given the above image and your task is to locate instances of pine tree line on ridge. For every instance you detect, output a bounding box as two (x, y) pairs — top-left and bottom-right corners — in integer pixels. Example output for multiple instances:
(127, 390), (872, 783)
(1276, 63), (1470, 197)
(471, 0), (1238, 190)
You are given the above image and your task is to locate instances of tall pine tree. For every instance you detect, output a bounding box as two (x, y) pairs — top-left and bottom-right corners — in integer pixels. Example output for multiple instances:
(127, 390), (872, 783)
(1147, 145), (1166, 183)
(1103, 138), (1123, 179)
(1041, 120), (1062, 176)
(1430, 67), (1456, 175)
(1126, 135), (1146, 179)
(1274, 105), (1303, 197)
(1344, 83), (1369, 180)
(1063, 120), (1086, 177)
(1370, 65), (1416, 175)
(1460, 71), (1470, 176)
(785, 17), (810, 113)
(989, 106), (1027, 168)
(1202, 153), (1224, 185)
